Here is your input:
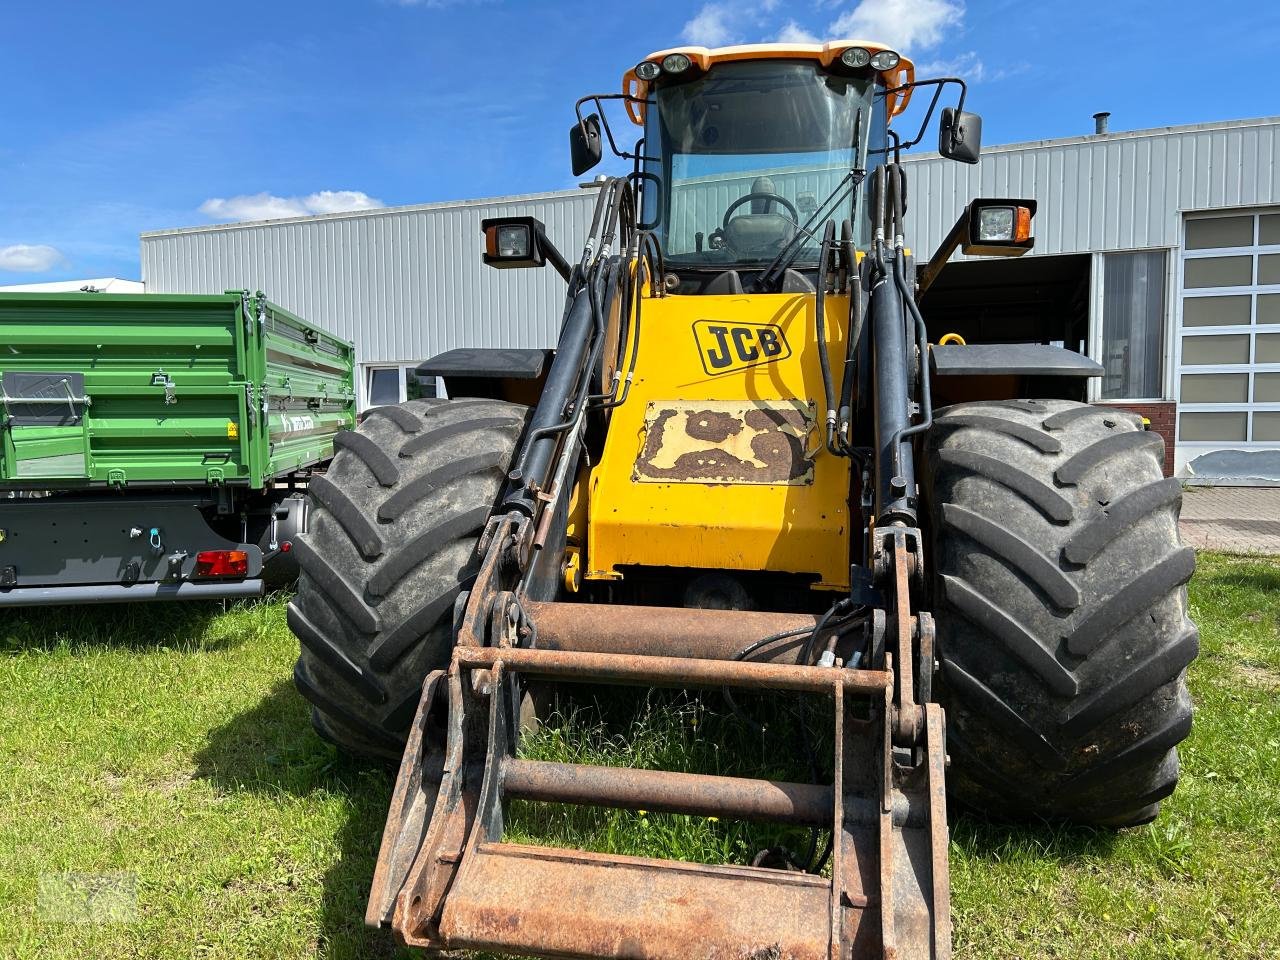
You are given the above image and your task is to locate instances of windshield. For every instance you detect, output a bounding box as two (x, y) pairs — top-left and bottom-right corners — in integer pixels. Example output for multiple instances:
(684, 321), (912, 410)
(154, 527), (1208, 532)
(642, 60), (886, 268)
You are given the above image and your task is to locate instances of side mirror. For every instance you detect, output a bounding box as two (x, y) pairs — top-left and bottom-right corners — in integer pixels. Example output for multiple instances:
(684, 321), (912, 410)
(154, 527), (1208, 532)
(961, 199), (1037, 257)
(481, 216), (547, 270)
(570, 114), (603, 176)
(939, 107), (982, 164)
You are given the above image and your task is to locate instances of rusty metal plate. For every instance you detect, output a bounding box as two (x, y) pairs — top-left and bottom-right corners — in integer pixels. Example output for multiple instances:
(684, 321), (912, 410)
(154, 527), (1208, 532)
(440, 842), (835, 960)
(634, 400), (816, 485)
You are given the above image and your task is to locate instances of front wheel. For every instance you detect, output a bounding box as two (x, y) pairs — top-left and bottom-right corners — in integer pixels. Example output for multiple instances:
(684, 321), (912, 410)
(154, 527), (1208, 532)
(288, 398), (528, 760)
(924, 399), (1197, 826)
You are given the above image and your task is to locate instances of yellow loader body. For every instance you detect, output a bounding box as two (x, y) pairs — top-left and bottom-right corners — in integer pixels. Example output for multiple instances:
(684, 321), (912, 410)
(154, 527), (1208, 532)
(586, 291), (852, 590)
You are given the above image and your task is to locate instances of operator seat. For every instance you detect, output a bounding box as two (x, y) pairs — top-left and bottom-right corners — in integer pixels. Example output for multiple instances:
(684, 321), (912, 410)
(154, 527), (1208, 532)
(723, 176), (796, 256)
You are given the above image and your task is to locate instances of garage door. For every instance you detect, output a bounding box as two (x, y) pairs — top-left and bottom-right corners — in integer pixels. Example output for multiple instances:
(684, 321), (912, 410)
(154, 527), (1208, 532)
(1176, 211), (1280, 481)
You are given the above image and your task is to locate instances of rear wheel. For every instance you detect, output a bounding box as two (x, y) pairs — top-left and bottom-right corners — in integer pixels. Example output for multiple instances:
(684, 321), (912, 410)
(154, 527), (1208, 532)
(924, 399), (1197, 826)
(289, 398), (528, 760)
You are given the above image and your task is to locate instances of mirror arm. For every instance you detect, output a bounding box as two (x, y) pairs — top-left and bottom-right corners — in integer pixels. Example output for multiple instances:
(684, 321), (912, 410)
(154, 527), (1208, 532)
(883, 77), (967, 151)
(574, 93), (652, 162)
(917, 207), (970, 298)
(538, 226), (572, 283)
(888, 129), (902, 165)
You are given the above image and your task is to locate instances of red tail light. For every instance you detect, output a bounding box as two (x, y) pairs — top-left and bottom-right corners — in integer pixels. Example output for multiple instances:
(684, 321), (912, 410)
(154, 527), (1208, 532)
(194, 550), (249, 578)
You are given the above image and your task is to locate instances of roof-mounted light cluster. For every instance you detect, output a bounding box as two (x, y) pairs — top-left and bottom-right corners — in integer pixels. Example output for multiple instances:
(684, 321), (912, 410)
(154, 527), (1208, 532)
(635, 53), (693, 81)
(662, 53), (692, 73)
(840, 46), (901, 70)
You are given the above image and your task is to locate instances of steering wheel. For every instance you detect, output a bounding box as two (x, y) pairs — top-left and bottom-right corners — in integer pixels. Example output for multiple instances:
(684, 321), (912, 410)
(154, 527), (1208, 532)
(720, 191), (800, 231)
(707, 191), (801, 251)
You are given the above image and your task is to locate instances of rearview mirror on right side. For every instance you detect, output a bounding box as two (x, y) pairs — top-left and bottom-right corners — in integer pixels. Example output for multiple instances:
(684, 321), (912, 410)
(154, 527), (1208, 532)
(570, 115), (603, 176)
(939, 107), (982, 164)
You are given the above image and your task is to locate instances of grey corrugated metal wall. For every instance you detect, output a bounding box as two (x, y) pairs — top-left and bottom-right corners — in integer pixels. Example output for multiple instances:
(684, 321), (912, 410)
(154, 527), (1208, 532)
(143, 117), (1280, 366)
(142, 189), (598, 366)
(902, 117), (1280, 257)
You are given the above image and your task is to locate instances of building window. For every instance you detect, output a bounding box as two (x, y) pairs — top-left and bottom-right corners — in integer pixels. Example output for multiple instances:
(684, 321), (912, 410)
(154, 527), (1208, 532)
(361, 364), (439, 409)
(366, 366), (402, 407)
(1100, 250), (1166, 399)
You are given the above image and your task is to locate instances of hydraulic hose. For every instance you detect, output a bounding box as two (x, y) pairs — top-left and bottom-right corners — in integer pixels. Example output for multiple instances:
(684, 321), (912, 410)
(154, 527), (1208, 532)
(890, 253), (934, 454)
(814, 220), (841, 455)
(506, 178), (636, 510)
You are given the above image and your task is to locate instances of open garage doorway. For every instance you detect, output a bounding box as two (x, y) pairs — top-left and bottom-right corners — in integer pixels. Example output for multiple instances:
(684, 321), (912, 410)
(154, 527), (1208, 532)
(919, 253), (1092, 403)
(920, 253), (1091, 353)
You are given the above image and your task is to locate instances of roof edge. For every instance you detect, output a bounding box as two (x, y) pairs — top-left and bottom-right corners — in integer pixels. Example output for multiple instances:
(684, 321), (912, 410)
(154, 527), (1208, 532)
(141, 185), (602, 239)
(144, 115), (1280, 239)
(904, 114), (1280, 162)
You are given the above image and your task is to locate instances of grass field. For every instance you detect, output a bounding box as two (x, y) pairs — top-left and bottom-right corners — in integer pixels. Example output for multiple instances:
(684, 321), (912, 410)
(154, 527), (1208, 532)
(0, 552), (1277, 959)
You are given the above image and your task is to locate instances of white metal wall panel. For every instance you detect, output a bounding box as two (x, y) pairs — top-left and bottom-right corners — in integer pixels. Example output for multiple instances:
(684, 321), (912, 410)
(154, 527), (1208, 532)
(900, 117), (1280, 258)
(142, 190), (598, 368)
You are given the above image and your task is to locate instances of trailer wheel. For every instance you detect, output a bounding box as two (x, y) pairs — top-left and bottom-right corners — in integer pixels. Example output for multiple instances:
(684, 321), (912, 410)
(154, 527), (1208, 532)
(289, 398), (528, 760)
(924, 399), (1196, 826)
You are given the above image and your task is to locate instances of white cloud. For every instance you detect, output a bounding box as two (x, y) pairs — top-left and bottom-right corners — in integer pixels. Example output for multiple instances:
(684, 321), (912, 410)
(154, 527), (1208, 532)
(829, 0), (964, 53)
(302, 190), (386, 215)
(0, 244), (65, 273)
(199, 190), (384, 223)
(916, 51), (1026, 83)
(916, 50), (985, 81)
(776, 20), (821, 43)
(678, 0), (966, 56)
(682, 3), (740, 46)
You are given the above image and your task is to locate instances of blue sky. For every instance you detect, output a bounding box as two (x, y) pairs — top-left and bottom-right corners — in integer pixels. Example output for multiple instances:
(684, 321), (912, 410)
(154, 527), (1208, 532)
(1, 0), (1277, 282)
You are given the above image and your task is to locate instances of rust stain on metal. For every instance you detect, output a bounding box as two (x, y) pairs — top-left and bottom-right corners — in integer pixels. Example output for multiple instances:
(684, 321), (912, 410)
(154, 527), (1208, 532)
(635, 400), (815, 485)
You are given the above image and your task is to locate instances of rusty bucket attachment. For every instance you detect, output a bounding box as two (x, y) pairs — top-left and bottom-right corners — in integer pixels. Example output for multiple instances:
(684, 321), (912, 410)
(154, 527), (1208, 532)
(368, 602), (950, 960)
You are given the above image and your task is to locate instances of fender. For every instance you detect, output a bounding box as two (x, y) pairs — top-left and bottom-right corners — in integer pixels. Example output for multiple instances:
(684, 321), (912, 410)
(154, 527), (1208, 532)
(929, 342), (1103, 405)
(414, 347), (552, 404)
(930, 342), (1103, 378)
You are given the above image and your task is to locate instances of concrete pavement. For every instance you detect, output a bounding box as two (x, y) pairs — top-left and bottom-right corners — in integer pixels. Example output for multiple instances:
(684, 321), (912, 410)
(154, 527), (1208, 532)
(1180, 486), (1280, 555)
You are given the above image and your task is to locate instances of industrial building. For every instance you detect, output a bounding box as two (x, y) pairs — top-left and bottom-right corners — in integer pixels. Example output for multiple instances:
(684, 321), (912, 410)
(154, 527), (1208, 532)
(140, 115), (1280, 483)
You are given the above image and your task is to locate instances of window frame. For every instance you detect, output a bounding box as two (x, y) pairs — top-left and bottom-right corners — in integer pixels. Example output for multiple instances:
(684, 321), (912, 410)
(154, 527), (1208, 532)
(360, 362), (440, 410)
(1089, 248), (1171, 404)
(1175, 210), (1280, 449)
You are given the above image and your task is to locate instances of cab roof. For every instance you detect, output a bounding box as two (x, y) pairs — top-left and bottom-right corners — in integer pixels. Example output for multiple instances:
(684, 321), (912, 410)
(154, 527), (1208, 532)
(624, 41), (916, 124)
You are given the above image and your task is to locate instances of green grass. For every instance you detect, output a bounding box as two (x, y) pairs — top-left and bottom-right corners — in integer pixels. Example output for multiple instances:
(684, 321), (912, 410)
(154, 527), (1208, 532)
(0, 552), (1277, 958)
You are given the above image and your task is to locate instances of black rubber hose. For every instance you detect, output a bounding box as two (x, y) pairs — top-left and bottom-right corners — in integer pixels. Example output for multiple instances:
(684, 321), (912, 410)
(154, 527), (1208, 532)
(594, 230), (662, 410)
(890, 253), (934, 449)
(815, 220), (840, 456)
(839, 252), (864, 454)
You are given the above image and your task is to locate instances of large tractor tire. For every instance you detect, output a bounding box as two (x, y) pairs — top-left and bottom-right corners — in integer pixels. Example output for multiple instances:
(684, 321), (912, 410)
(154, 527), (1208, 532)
(924, 399), (1197, 826)
(289, 398), (528, 760)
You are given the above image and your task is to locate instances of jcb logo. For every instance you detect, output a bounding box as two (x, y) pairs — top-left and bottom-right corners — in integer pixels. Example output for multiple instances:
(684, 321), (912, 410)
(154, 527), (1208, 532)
(693, 320), (791, 376)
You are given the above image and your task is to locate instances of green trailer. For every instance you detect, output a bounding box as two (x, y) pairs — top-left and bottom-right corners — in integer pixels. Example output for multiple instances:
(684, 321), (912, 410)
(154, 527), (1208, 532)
(0, 290), (355, 606)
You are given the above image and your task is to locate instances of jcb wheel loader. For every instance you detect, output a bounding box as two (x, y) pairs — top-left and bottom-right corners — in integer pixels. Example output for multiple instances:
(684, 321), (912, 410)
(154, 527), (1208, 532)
(289, 40), (1197, 959)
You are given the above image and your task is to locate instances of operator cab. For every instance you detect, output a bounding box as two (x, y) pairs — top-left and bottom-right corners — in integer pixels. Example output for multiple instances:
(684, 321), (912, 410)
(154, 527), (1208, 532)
(639, 52), (891, 287)
(550, 42), (989, 297)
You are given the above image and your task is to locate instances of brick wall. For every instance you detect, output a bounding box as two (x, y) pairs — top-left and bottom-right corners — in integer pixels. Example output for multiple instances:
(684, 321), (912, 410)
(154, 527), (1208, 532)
(1093, 401), (1176, 476)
